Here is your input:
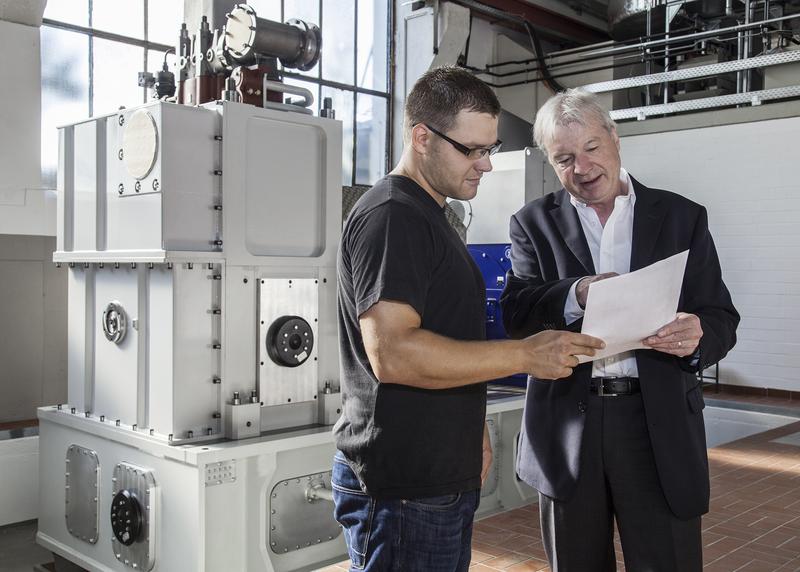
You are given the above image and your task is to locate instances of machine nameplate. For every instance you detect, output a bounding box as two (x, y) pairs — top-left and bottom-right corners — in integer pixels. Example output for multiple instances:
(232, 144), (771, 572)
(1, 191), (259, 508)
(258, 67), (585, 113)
(65, 445), (100, 544)
(205, 460), (237, 487)
(269, 471), (341, 554)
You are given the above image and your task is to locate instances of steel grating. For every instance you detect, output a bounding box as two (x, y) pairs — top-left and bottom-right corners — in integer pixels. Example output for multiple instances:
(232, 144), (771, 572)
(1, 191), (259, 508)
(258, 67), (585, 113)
(583, 50), (800, 94)
(609, 85), (800, 120)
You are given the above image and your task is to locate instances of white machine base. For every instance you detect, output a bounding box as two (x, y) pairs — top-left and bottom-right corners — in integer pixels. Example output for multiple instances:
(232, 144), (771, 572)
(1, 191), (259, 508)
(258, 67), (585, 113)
(37, 394), (531, 572)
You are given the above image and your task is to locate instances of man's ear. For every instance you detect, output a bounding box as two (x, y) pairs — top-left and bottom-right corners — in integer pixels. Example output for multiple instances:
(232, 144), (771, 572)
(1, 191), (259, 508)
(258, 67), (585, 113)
(611, 126), (620, 151)
(410, 123), (431, 156)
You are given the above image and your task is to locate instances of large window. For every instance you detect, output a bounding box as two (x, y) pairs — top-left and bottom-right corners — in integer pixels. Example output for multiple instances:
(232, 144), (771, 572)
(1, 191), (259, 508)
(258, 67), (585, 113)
(41, 1), (392, 189)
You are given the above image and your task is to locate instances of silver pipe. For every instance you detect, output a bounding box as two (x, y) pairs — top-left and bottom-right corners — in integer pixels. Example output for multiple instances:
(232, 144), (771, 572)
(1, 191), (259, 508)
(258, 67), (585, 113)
(764, 0), (771, 51)
(224, 5), (321, 71)
(646, 4), (652, 107)
(736, 30), (744, 92)
(262, 78), (315, 108)
(744, 0), (752, 92)
(664, 4), (671, 106)
(305, 484), (334, 503)
(544, 40), (616, 59)
(262, 101), (313, 115)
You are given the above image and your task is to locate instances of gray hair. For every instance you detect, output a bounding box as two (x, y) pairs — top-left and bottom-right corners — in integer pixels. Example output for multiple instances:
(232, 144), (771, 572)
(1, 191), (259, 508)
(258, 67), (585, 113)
(532, 89), (616, 156)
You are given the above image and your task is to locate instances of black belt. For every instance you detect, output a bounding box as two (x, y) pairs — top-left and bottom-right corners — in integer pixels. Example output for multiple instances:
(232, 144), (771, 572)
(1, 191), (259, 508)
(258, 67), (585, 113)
(589, 377), (640, 397)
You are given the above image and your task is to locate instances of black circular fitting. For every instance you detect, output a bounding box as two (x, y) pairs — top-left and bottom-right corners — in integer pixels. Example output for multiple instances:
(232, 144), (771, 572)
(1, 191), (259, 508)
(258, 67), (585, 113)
(110, 490), (143, 546)
(266, 315), (314, 367)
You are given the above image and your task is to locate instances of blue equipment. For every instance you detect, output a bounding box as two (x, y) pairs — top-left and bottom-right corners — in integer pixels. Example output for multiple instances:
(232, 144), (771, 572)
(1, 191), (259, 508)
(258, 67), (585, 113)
(467, 244), (527, 387)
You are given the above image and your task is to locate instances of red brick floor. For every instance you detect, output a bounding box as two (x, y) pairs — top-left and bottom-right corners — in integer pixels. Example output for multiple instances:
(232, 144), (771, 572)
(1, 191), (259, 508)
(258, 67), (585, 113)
(318, 397), (800, 572)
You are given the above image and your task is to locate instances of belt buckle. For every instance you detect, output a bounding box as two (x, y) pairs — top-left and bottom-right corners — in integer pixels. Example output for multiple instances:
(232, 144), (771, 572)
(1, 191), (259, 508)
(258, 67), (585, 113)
(597, 380), (606, 397)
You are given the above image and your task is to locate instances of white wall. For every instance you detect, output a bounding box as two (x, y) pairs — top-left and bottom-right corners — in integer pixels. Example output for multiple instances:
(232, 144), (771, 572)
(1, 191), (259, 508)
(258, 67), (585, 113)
(620, 117), (800, 392)
(0, 18), (54, 236)
(0, 15), (67, 425)
(0, 436), (39, 526)
(0, 234), (67, 423)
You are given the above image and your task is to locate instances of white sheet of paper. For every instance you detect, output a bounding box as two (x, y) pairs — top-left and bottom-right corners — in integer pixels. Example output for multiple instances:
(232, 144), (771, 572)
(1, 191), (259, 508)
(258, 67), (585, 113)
(578, 250), (690, 363)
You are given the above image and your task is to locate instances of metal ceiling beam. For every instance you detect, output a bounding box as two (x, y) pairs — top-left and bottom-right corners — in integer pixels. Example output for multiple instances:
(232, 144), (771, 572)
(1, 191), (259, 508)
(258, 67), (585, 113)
(459, 0), (610, 44)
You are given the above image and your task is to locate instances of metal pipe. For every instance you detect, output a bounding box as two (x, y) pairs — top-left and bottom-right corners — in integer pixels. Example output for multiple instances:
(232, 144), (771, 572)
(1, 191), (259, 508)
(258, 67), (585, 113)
(262, 101), (313, 115)
(305, 483), (334, 503)
(744, 0), (752, 92)
(764, 0), (771, 51)
(262, 78), (315, 108)
(646, 4), (652, 107)
(536, 25), (699, 63)
(664, 4), (673, 106)
(223, 5), (321, 71)
(471, 47), (698, 88)
(466, 43), (697, 78)
(736, 28), (744, 93)
(471, 43), (702, 78)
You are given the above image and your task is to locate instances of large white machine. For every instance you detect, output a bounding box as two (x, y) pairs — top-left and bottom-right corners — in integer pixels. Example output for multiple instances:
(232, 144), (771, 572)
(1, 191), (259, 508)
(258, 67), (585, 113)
(36, 6), (534, 572)
(38, 91), (351, 571)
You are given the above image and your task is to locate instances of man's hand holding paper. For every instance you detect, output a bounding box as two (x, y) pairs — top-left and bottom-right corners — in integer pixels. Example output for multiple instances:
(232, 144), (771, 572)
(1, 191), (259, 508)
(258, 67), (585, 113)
(578, 250), (695, 363)
(642, 312), (703, 357)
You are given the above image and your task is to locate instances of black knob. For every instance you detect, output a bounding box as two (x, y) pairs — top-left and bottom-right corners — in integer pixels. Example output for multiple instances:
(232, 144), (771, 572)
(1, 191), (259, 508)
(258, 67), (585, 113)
(110, 490), (144, 546)
(266, 315), (314, 367)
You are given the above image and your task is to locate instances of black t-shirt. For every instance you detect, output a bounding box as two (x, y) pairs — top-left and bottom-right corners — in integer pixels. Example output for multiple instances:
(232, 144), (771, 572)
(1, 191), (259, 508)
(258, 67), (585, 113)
(334, 174), (487, 499)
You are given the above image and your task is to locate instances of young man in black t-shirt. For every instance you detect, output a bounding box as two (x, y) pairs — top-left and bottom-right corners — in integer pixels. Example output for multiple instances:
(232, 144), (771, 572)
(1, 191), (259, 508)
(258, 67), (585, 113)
(333, 66), (604, 571)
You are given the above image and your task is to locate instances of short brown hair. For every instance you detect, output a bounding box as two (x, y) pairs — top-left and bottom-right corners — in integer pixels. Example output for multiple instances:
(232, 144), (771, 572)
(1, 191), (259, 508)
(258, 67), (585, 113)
(404, 66), (500, 141)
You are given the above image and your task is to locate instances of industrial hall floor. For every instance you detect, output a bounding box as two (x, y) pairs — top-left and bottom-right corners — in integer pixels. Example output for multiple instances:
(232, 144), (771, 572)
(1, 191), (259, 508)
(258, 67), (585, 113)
(319, 389), (800, 572)
(2, 390), (799, 572)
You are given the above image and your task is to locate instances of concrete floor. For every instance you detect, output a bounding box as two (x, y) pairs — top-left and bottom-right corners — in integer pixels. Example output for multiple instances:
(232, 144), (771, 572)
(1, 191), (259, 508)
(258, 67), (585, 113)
(0, 520), (52, 572)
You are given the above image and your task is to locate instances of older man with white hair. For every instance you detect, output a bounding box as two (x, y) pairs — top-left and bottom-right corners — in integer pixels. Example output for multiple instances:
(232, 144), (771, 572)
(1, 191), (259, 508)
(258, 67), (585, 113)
(500, 89), (740, 571)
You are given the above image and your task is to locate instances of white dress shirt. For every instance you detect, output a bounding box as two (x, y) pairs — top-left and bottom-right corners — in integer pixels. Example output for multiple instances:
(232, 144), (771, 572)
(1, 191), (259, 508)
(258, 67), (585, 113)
(564, 168), (639, 378)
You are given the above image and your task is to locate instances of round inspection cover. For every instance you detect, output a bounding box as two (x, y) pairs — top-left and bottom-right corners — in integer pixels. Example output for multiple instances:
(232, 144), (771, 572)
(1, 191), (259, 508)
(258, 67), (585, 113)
(102, 301), (128, 345)
(110, 490), (143, 546)
(266, 315), (314, 367)
(122, 110), (159, 181)
(224, 4), (257, 61)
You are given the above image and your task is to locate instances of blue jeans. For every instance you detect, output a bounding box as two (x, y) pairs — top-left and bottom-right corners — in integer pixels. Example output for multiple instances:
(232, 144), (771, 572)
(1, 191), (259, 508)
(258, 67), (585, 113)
(331, 452), (480, 571)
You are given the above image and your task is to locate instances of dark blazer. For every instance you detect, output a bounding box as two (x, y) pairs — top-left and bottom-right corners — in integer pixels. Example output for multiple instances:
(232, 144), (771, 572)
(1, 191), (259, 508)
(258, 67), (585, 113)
(500, 176), (739, 520)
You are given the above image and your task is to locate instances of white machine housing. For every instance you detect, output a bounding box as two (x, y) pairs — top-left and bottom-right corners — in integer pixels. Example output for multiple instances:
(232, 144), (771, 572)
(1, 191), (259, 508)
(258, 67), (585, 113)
(52, 100), (342, 444)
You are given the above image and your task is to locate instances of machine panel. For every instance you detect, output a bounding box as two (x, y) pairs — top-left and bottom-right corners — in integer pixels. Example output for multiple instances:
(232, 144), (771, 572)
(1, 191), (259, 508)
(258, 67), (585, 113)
(111, 462), (158, 572)
(244, 117), (326, 258)
(259, 278), (319, 406)
(93, 266), (140, 425)
(65, 445), (100, 545)
(269, 471), (341, 554)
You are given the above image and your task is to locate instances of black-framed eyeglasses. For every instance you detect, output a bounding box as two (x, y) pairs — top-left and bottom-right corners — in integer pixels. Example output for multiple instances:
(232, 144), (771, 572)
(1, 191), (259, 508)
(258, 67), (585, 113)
(421, 123), (502, 160)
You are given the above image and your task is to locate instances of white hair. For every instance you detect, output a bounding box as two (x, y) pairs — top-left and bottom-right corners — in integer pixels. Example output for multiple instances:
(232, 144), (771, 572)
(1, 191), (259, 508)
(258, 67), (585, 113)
(532, 88), (617, 156)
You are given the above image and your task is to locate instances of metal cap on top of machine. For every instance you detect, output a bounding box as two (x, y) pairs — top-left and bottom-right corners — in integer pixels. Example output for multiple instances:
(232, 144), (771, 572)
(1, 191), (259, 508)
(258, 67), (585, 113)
(223, 3), (321, 71)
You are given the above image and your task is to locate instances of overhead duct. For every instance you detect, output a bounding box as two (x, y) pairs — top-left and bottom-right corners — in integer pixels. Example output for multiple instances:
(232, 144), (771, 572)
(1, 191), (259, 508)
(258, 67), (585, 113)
(608, 0), (680, 40)
(608, 0), (757, 40)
